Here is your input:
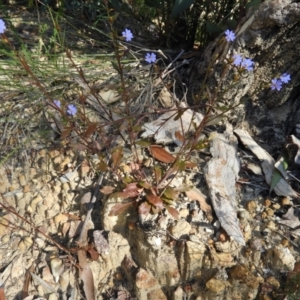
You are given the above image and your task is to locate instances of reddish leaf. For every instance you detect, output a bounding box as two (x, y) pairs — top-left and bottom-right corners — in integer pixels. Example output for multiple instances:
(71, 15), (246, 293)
(166, 206), (180, 220)
(87, 246), (99, 261)
(61, 127), (72, 139)
(118, 182), (141, 198)
(149, 145), (176, 163)
(109, 202), (133, 216)
(174, 130), (185, 143)
(185, 161), (197, 169)
(112, 146), (123, 169)
(146, 194), (164, 209)
(100, 186), (115, 194)
(84, 123), (98, 138)
(138, 201), (151, 215)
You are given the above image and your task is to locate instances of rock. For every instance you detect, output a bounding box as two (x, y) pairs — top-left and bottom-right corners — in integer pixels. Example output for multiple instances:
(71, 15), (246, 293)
(136, 268), (158, 289)
(246, 200), (257, 213)
(170, 220), (191, 239)
(266, 276), (280, 289)
(48, 294), (58, 300)
(50, 257), (64, 283)
(266, 245), (295, 272)
(182, 240), (206, 280)
(281, 197), (291, 206)
(206, 278), (226, 293)
(147, 288), (167, 300)
(229, 265), (260, 289)
(54, 213), (68, 227)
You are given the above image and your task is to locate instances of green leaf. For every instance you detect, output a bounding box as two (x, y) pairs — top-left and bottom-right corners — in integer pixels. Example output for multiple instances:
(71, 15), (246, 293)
(111, 61), (121, 74)
(136, 139), (151, 147)
(269, 168), (284, 194)
(138, 181), (152, 189)
(274, 151), (289, 178)
(171, 0), (195, 17)
(163, 187), (179, 200)
(270, 151), (289, 194)
(173, 110), (184, 121)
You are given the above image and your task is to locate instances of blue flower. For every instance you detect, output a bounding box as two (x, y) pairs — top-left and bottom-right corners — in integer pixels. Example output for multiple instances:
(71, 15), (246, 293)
(0, 19), (6, 34)
(122, 28), (133, 42)
(271, 79), (282, 91)
(280, 73), (291, 84)
(145, 52), (156, 64)
(67, 104), (77, 116)
(241, 58), (254, 71)
(233, 54), (242, 66)
(225, 30), (235, 42)
(53, 100), (61, 108)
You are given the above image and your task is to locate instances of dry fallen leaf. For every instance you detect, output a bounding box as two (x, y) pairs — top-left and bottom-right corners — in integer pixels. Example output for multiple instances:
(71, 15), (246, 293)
(141, 104), (204, 145)
(78, 250), (95, 300)
(185, 188), (213, 221)
(278, 207), (300, 229)
(100, 186), (115, 195)
(234, 129), (298, 198)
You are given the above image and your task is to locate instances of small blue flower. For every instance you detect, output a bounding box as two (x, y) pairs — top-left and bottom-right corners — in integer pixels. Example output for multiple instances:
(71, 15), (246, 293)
(0, 19), (6, 34)
(53, 100), (61, 108)
(122, 28), (133, 42)
(67, 104), (77, 116)
(233, 54), (242, 66)
(225, 29), (235, 42)
(271, 78), (282, 91)
(145, 52), (156, 64)
(241, 58), (254, 71)
(280, 73), (291, 84)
